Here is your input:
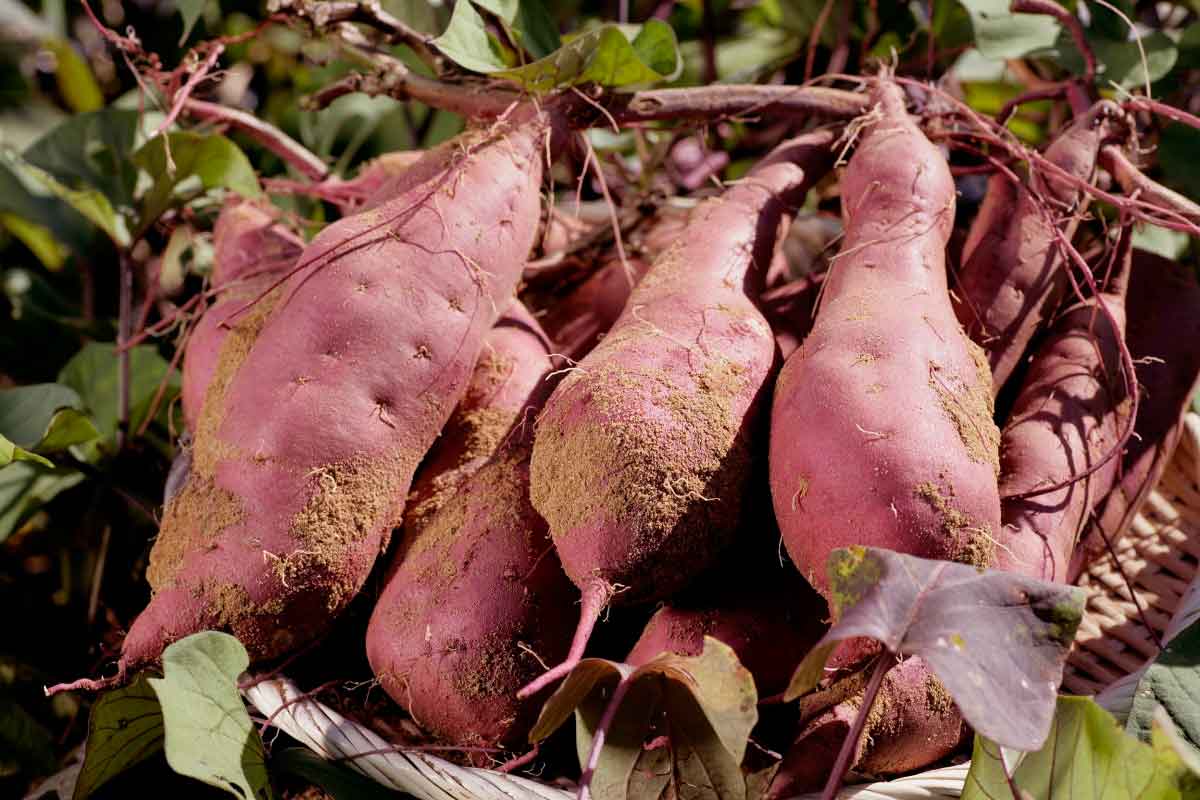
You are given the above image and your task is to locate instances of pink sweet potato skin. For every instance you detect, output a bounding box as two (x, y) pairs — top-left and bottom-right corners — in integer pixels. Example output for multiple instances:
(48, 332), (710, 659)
(402, 299), (553, 537)
(995, 247), (1131, 582)
(180, 199), (303, 432)
(952, 101), (1124, 396)
(537, 255), (650, 360)
(530, 132), (834, 607)
(1070, 250), (1200, 577)
(626, 564), (827, 698)
(333, 150), (427, 212)
(770, 81), (1001, 597)
(365, 366), (575, 753)
(122, 111), (551, 670)
(768, 656), (965, 796)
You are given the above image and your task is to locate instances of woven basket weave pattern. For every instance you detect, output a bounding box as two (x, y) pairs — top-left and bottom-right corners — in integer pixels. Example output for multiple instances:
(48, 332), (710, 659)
(1065, 415), (1200, 695)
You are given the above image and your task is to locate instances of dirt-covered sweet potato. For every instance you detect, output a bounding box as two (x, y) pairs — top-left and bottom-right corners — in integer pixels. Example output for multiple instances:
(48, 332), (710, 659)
(365, 346), (575, 755)
(767, 80), (999, 781)
(521, 130), (836, 696)
(770, 81), (1001, 595)
(402, 299), (553, 538)
(111, 108), (556, 678)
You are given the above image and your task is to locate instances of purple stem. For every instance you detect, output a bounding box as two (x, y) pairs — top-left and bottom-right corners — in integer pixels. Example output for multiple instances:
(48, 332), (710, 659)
(578, 676), (634, 800)
(820, 653), (897, 800)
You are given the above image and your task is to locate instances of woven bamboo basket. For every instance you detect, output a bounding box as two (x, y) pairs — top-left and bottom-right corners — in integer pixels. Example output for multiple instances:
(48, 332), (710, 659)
(243, 412), (1200, 800)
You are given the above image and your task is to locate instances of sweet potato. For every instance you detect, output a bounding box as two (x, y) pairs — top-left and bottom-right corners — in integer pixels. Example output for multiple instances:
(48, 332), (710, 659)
(402, 299), (554, 537)
(781, 275), (1137, 787)
(626, 561), (827, 698)
(1069, 250), (1200, 578)
(952, 101), (1125, 396)
(180, 199), (304, 432)
(995, 233), (1133, 581)
(768, 656), (966, 796)
(767, 81), (998, 781)
(365, 336), (575, 754)
(321, 150), (426, 213)
(522, 130), (836, 696)
(770, 80), (1001, 596)
(112, 109), (555, 677)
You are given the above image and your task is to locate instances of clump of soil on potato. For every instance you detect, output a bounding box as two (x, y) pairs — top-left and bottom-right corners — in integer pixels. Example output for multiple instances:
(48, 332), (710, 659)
(193, 290), (282, 474)
(147, 475), (245, 589)
(914, 481), (995, 567)
(531, 348), (757, 598)
(403, 405), (516, 536)
(291, 449), (418, 567)
(928, 347), (1000, 475)
(451, 627), (533, 705)
(924, 673), (954, 715)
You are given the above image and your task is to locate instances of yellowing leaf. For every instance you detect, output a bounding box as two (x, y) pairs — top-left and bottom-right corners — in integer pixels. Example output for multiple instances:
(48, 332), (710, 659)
(8, 156), (131, 247)
(0, 211), (68, 270)
(43, 39), (103, 113)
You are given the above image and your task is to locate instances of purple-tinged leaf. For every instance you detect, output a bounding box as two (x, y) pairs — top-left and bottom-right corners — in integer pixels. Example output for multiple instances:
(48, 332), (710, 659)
(785, 546), (1084, 751)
